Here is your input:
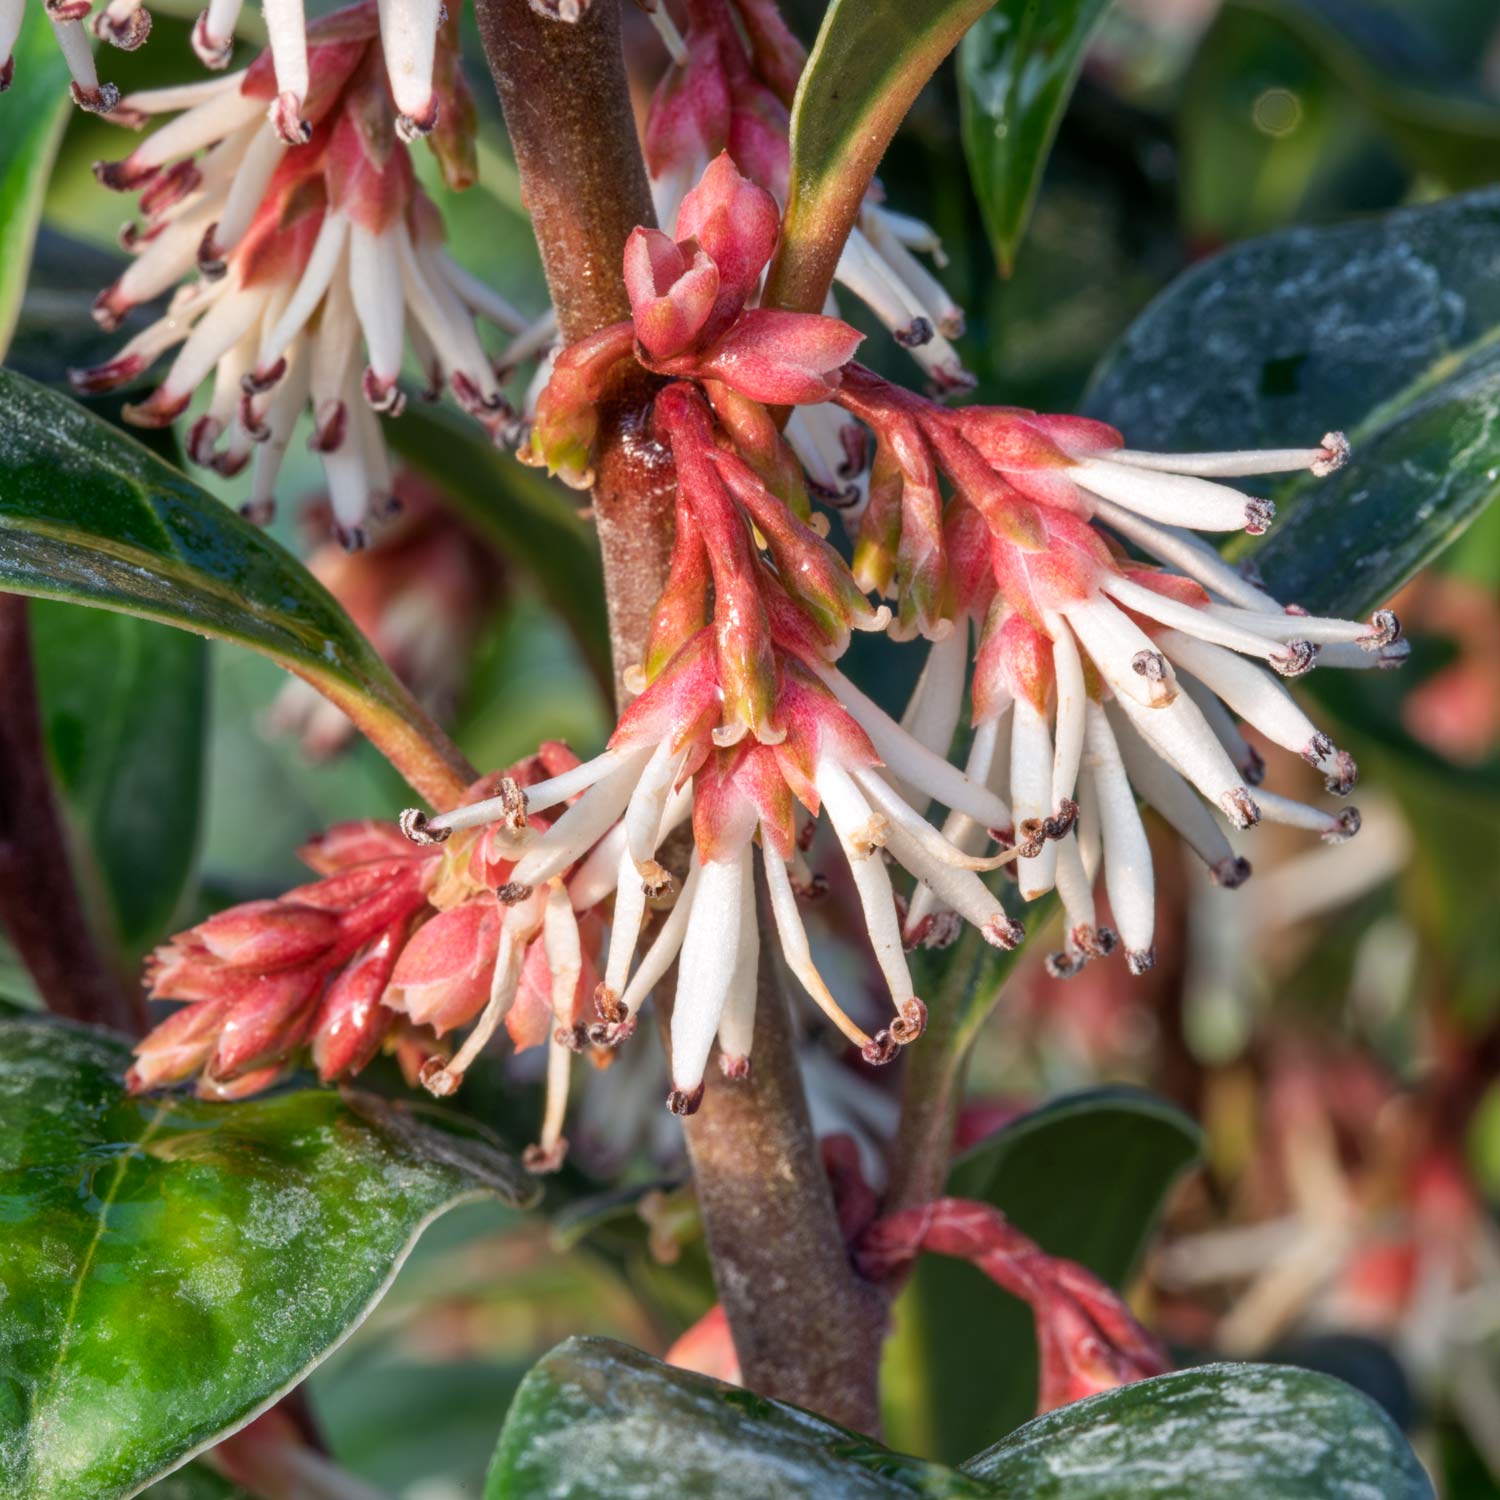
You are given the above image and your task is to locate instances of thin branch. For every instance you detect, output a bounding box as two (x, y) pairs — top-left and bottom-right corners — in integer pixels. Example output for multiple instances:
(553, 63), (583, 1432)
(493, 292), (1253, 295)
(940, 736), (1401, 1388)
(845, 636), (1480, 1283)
(0, 595), (146, 1035)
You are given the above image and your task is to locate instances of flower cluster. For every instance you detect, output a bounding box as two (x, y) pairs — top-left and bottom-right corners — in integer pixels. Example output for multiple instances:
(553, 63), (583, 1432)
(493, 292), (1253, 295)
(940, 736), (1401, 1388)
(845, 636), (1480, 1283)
(72, 2), (526, 546)
(130, 748), (632, 1170)
(641, 0), (964, 504)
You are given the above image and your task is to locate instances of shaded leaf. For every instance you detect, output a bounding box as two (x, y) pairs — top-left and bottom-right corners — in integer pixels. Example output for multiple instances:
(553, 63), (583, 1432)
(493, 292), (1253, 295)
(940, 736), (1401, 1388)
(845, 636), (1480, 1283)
(958, 0), (1113, 275)
(31, 603), (206, 959)
(485, 1336), (993, 1499)
(884, 1089), (1199, 1461)
(0, 21), (71, 356)
(0, 1015), (537, 1500)
(0, 368), (470, 807)
(389, 403), (610, 691)
(962, 1362), (1433, 1498)
(766, 0), (996, 314)
(1084, 186), (1500, 616)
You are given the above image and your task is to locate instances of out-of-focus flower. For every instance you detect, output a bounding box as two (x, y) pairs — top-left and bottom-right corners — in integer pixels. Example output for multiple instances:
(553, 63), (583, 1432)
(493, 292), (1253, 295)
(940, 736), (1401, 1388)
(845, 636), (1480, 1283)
(73, 2), (525, 546)
(1393, 574), (1500, 764)
(132, 747), (630, 1170)
(857, 1197), (1169, 1413)
(212, 1407), (385, 1500)
(268, 471), (501, 758)
(1, 0), (128, 115)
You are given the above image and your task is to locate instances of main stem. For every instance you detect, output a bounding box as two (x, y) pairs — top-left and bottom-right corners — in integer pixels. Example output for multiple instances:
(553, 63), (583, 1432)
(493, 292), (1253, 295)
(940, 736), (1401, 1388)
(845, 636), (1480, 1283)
(0, 596), (145, 1035)
(474, 0), (883, 1429)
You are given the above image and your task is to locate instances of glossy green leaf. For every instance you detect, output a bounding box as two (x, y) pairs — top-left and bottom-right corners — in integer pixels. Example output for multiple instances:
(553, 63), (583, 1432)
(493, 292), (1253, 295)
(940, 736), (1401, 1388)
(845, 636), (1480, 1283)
(957, 0), (1112, 275)
(0, 367), (470, 807)
(485, 1336), (995, 1500)
(884, 1089), (1199, 1462)
(389, 403), (610, 691)
(1085, 186), (1500, 616)
(0, 21), (70, 356)
(0, 1015), (537, 1500)
(962, 1362), (1434, 1498)
(766, 0), (996, 315)
(30, 603), (206, 958)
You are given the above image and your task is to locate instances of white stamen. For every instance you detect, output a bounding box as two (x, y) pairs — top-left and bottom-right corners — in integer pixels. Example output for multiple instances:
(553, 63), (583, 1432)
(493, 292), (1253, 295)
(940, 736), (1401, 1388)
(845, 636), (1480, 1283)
(510, 748), (653, 888)
(1104, 445), (1333, 478)
(256, 212), (350, 372)
(378, 0), (442, 123)
(1072, 456), (1268, 532)
(1084, 704), (1155, 963)
(1112, 689), (1260, 829)
(715, 867), (760, 1070)
(670, 846), (752, 1093)
(1010, 696), (1057, 900)
(618, 860), (701, 1018)
(1063, 596), (1178, 709)
(349, 222), (407, 387)
(1047, 612), (1086, 809)
(1102, 575), (1300, 665)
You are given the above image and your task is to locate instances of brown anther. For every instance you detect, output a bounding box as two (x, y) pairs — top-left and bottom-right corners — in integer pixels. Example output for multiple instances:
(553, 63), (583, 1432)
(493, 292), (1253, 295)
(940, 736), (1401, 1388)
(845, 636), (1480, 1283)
(792, 870), (830, 901)
(1131, 650), (1168, 682)
(394, 98), (440, 142)
(95, 5), (153, 50)
(1043, 798), (1079, 841)
(553, 1023), (588, 1053)
(1269, 640), (1318, 677)
(1312, 431), (1351, 476)
(419, 1057), (460, 1097)
(1209, 856), (1253, 889)
(586, 1016), (637, 1049)
(522, 1139), (568, 1174)
(496, 776), (529, 830)
(1243, 744), (1267, 786)
(594, 981), (624, 1024)
(639, 860), (676, 899)
(239, 498), (276, 527)
(719, 1054), (752, 1081)
(362, 367), (406, 416)
(1044, 950), (1084, 980)
(1126, 946), (1157, 976)
(399, 808), (450, 845)
(890, 997), (928, 1046)
(497, 881), (533, 905)
(1328, 807), (1361, 843)
(1220, 787), (1260, 829)
(666, 1083), (705, 1116)
(860, 1031), (899, 1067)
(1324, 750), (1357, 797)
(73, 81), (122, 114)
(894, 316), (934, 349)
(981, 914), (1025, 951)
(919, 910), (963, 951)
(1359, 609), (1401, 649)
(240, 358), (287, 396)
(1244, 497), (1275, 535)
(1015, 818), (1046, 860)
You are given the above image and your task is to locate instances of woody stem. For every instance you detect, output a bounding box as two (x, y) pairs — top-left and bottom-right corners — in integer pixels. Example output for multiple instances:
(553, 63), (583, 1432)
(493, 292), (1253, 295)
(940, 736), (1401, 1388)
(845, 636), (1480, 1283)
(474, 0), (884, 1430)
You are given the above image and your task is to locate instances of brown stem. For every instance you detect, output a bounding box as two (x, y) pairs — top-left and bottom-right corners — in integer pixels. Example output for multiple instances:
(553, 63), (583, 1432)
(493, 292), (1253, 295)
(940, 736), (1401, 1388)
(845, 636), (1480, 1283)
(0, 596), (145, 1035)
(475, 0), (884, 1427)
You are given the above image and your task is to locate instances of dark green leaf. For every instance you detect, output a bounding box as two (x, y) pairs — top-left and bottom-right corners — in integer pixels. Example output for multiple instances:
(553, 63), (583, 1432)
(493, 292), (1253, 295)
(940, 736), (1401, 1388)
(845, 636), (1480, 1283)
(885, 1089), (1199, 1461)
(958, 0), (1113, 275)
(1085, 187), (1500, 616)
(0, 21), (70, 355)
(962, 1362), (1434, 1498)
(389, 403), (611, 691)
(766, 0), (996, 315)
(30, 604), (206, 958)
(485, 1337), (994, 1499)
(0, 367), (470, 806)
(0, 1015), (537, 1500)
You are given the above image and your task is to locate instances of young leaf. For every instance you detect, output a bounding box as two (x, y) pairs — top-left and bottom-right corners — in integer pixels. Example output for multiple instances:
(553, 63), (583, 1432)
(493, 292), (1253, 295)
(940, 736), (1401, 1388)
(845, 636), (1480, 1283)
(0, 368), (473, 808)
(485, 1336), (995, 1500)
(884, 1090), (1200, 1461)
(0, 1015), (537, 1500)
(0, 22), (70, 356)
(962, 1362), (1434, 1498)
(1085, 186), (1500, 616)
(958, 0), (1114, 276)
(764, 0), (997, 316)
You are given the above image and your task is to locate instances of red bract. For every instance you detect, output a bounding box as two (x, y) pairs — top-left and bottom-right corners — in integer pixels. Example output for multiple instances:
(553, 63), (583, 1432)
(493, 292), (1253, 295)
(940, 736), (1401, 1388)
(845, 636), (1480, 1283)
(856, 1198), (1169, 1414)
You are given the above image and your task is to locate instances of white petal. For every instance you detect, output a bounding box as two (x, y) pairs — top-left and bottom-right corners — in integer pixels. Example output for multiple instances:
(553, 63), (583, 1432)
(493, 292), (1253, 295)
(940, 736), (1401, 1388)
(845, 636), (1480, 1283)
(671, 846), (751, 1094)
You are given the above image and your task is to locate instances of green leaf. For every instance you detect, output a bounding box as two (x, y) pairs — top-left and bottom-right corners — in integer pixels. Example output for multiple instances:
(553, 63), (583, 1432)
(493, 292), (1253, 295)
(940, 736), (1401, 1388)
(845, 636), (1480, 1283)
(30, 604), (206, 959)
(485, 1336), (995, 1499)
(962, 1362), (1434, 1498)
(0, 367), (471, 807)
(1084, 186), (1500, 616)
(0, 1015), (538, 1500)
(765, 0), (997, 315)
(0, 21), (70, 357)
(885, 1089), (1199, 1462)
(957, 0), (1113, 275)
(388, 403), (611, 691)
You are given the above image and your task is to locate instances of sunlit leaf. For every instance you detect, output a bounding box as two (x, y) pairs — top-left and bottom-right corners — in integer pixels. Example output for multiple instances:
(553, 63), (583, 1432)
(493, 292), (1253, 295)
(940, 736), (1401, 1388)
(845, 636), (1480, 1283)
(0, 1015), (537, 1500)
(963, 1362), (1434, 1498)
(0, 368), (471, 807)
(958, 0), (1113, 275)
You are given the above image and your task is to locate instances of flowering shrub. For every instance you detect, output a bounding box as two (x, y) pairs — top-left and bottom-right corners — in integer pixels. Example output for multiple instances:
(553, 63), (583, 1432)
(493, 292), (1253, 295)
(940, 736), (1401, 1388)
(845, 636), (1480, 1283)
(0, 1), (1490, 1497)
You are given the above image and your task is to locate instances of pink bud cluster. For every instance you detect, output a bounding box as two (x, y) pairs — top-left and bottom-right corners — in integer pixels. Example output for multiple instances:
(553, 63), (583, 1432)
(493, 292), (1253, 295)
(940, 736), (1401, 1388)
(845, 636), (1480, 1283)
(72, 3), (528, 546)
(131, 747), (625, 1169)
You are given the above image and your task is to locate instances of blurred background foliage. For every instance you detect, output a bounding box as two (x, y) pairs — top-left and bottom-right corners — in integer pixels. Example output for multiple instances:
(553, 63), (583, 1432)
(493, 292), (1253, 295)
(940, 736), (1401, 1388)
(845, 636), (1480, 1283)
(9, 0), (1500, 1494)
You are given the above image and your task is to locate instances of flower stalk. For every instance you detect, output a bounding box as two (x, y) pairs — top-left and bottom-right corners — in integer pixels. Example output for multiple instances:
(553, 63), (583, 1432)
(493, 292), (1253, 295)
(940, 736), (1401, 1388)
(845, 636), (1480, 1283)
(472, 0), (884, 1430)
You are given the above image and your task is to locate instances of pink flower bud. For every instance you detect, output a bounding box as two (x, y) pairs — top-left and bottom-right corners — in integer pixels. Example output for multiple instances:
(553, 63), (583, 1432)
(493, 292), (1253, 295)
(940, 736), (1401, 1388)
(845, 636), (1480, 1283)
(692, 308), (862, 406)
(673, 152), (781, 333)
(311, 926), (403, 1081)
(196, 900), (341, 969)
(211, 966), (327, 1079)
(127, 999), (233, 1092)
(384, 896), (503, 1033)
(624, 227), (722, 361)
